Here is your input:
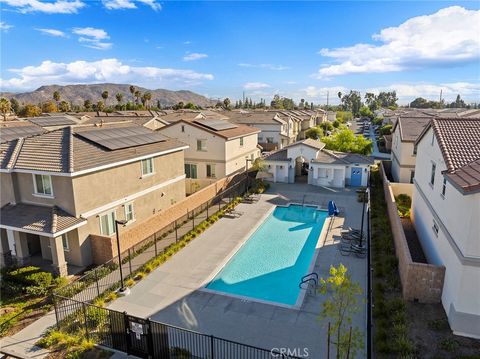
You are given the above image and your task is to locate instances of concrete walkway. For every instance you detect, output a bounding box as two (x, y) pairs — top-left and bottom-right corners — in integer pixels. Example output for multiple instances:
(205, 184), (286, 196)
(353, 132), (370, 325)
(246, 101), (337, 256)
(109, 184), (368, 358)
(369, 126), (391, 160)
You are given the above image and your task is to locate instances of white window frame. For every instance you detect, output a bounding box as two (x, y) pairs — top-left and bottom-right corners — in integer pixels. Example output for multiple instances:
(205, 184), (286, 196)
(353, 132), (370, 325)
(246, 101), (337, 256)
(185, 163), (198, 179)
(32, 174), (54, 198)
(124, 202), (135, 223)
(99, 210), (116, 236)
(197, 139), (207, 152)
(141, 157), (155, 177)
(206, 164), (216, 178)
(62, 233), (70, 251)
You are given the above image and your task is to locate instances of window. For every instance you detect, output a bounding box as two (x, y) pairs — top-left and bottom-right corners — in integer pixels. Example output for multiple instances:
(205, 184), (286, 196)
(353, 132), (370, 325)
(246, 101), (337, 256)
(181, 125), (185, 132)
(62, 233), (69, 251)
(413, 145), (417, 155)
(206, 164), (216, 178)
(266, 137), (274, 144)
(240, 137), (244, 146)
(432, 219), (439, 236)
(34, 174), (53, 196)
(318, 168), (327, 178)
(410, 171), (415, 184)
(185, 163), (197, 179)
(441, 178), (447, 197)
(430, 163), (436, 186)
(100, 211), (116, 236)
(124, 203), (135, 222)
(197, 139), (206, 151)
(141, 158), (154, 176)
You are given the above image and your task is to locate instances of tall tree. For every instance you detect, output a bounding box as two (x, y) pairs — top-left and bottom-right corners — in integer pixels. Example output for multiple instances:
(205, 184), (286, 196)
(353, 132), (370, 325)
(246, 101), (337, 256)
(10, 98), (19, 114)
(134, 90), (142, 106)
(143, 92), (152, 109)
(340, 91), (362, 117)
(84, 99), (92, 111)
(129, 85), (136, 103)
(321, 128), (373, 155)
(115, 93), (123, 108)
(377, 91), (398, 109)
(59, 100), (70, 112)
(53, 91), (61, 107)
(101, 91), (109, 107)
(96, 100), (105, 112)
(0, 97), (11, 121)
(223, 97), (231, 109)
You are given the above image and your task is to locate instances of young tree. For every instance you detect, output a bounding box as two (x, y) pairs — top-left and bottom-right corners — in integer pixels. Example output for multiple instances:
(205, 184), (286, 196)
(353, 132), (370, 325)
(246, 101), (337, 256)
(59, 100), (70, 112)
(184, 102), (197, 109)
(10, 98), (19, 114)
(319, 264), (364, 359)
(0, 97), (11, 120)
(359, 106), (374, 119)
(42, 101), (58, 113)
(84, 99), (92, 111)
(19, 104), (42, 117)
(96, 100), (105, 112)
(305, 126), (324, 140)
(321, 128), (373, 155)
(223, 97), (231, 109)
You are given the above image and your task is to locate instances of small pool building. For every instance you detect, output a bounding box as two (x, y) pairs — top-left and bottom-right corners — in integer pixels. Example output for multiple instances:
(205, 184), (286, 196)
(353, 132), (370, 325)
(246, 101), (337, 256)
(262, 139), (373, 188)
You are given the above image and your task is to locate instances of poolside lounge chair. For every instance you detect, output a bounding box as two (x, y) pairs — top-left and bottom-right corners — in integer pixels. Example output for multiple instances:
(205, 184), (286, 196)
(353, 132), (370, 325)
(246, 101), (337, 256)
(339, 238), (367, 258)
(225, 207), (244, 218)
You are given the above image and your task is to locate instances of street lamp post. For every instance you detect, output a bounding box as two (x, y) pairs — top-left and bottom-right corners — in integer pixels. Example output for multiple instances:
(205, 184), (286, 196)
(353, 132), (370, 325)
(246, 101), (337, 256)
(358, 188), (369, 248)
(115, 219), (130, 296)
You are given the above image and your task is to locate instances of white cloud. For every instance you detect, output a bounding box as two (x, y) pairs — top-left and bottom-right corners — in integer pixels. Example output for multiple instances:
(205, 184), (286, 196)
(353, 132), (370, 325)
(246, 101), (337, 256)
(0, 21), (13, 31)
(316, 6), (480, 78)
(36, 28), (67, 37)
(238, 63), (289, 71)
(102, 0), (160, 11)
(243, 82), (271, 90)
(72, 27), (111, 50)
(0, 0), (85, 14)
(183, 53), (208, 61)
(183, 41), (191, 45)
(0, 58), (214, 91)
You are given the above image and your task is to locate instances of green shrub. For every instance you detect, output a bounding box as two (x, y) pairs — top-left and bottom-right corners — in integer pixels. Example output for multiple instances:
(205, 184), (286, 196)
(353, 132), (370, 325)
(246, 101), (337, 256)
(439, 338), (459, 352)
(428, 318), (449, 331)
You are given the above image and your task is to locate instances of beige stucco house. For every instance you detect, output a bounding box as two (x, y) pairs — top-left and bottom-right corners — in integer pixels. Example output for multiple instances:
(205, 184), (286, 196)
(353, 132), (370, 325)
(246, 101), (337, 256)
(158, 118), (260, 193)
(0, 124), (187, 276)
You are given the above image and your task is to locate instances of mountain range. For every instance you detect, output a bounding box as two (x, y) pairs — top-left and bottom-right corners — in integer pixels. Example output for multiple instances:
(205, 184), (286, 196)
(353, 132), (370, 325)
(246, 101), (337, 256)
(1, 83), (216, 108)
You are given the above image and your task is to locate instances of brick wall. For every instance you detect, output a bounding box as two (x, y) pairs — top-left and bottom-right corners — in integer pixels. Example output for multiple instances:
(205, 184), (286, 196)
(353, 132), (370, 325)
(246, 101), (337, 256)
(380, 162), (445, 303)
(90, 176), (233, 264)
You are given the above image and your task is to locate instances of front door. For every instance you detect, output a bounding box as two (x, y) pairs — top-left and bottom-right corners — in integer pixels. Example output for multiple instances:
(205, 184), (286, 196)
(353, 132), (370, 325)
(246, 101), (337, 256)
(350, 167), (363, 186)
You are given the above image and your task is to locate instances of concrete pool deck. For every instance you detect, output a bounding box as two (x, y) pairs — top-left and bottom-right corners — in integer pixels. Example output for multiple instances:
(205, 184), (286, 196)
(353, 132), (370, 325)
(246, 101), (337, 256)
(108, 183), (367, 357)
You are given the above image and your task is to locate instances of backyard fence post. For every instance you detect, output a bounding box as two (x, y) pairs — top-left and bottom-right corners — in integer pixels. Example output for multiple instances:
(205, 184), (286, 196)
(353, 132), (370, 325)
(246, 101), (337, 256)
(52, 294), (60, 330)
(192, 211), (195, 229)
(210, 335), (215, 359)
(327, 322), (331, 359)
(207, 202), (209, 218)
(154, 232), (158, 257)
(128, 249), (132, 275)
(218, 200), (221, 212)
(346, 326), (352, 359)
(175, 220), (178, 242)
(82, 302), (90, 341)
(94, 268), (100, 297)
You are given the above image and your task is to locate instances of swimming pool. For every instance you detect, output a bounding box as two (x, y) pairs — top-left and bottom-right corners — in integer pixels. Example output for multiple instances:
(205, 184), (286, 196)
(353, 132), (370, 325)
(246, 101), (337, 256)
(206, 204), (328, 306)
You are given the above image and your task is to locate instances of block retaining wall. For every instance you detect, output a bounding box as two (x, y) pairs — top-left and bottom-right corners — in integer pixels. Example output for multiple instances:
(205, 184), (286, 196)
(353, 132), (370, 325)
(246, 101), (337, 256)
(380, 162), (445, 303)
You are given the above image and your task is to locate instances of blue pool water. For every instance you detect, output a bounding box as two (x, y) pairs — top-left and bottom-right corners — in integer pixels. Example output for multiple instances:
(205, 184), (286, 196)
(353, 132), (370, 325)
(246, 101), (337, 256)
(206, 205), (328, 305)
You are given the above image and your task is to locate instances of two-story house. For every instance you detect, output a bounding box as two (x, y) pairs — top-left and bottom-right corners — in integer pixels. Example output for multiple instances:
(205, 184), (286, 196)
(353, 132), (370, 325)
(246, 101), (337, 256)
(158, 118), (260, 192)
(411, 117), (480, 338)
(0, 124), (188, 276)
(390, 116), (432, 183)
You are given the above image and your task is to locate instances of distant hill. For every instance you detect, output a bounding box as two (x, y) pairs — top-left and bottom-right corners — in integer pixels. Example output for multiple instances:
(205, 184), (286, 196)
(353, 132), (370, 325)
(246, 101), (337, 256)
(1, 83), (216, 108)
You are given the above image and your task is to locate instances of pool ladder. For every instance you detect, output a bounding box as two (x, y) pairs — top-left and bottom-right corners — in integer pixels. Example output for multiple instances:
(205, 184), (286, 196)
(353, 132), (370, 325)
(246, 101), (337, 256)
(299, 272), (319, 293)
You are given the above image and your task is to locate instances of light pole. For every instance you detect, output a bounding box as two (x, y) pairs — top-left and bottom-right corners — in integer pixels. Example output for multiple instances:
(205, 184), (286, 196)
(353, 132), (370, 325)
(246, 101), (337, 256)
(115, 219), (130, 296)
(358, 188), (369, 248)
(245, 158), (254, 193)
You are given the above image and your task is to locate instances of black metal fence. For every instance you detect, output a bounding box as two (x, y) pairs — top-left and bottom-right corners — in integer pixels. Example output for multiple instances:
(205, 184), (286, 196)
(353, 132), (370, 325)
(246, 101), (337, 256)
(54, 176), (252, 304)
(54, 295), (300, 359)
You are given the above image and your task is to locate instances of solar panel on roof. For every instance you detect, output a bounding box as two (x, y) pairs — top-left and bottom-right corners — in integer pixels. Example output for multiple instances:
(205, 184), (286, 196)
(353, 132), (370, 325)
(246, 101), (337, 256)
(28, 117), (77, 126)
(0, 126), (45, 142)
(193, 119), (238, 131)
(76, 126), (167, 150)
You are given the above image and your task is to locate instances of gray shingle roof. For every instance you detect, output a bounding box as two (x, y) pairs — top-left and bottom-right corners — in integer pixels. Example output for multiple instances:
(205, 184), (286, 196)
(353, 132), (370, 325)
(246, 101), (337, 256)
(264, 148), (290, 161)
(393, 117), (432, 142)
(0, 203), (86, 236)
(0, 125), (187, 174)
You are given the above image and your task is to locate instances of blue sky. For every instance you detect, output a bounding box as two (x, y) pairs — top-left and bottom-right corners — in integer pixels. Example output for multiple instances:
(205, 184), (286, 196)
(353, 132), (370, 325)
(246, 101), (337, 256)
(1, 0), (479, 104)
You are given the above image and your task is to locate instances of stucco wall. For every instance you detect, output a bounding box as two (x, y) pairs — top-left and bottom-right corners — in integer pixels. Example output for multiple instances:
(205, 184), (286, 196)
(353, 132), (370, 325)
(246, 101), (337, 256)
(0, 173), (16, 207)
(380, 162), (445, 303)
(90, 176), (232, 264)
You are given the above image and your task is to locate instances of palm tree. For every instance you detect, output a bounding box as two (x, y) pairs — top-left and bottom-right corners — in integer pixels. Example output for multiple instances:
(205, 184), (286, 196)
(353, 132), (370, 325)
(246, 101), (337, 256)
(96, 100), (105, 112)
(115, 93), (123, 109)
(0, 97), (11, 121)
(53, 91), (61, 107)
(129, 85), (136, 103)
(101, 91), (109, 108)
(134, 90), (142, 106)
(143, 92), (152, 109)
(84, 99), (92, 111)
